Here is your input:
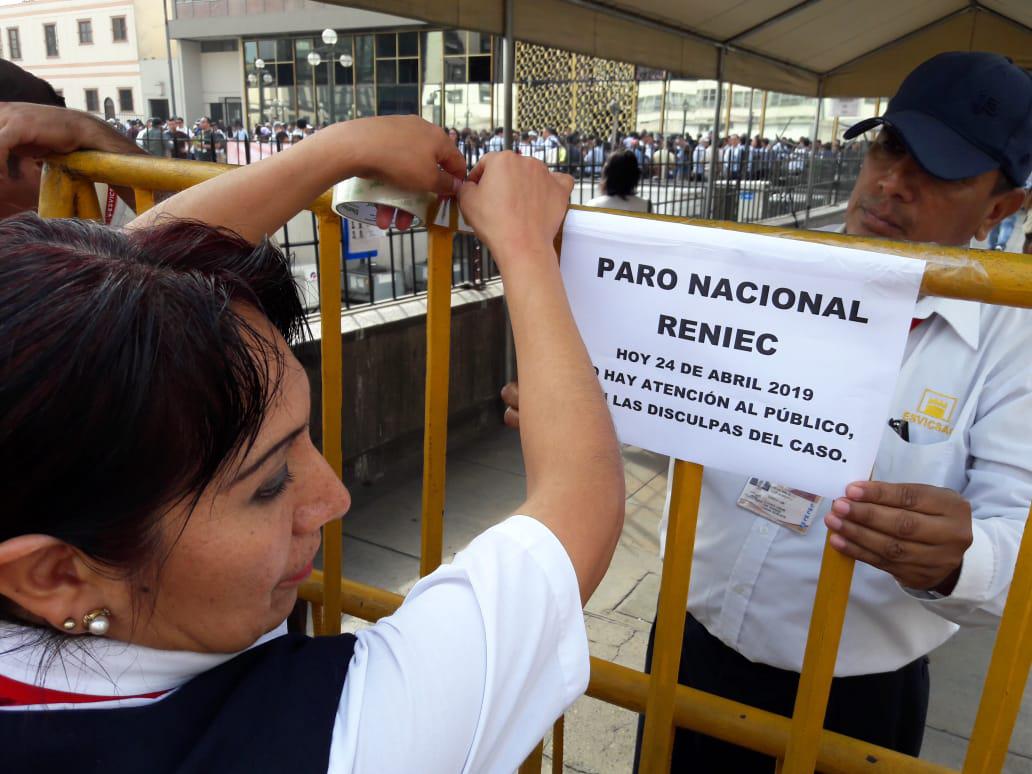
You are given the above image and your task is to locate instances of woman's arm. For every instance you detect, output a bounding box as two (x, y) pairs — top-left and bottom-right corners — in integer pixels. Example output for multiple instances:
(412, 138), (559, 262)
(125, 116), (466, 242)
(457, 153), (625, 604)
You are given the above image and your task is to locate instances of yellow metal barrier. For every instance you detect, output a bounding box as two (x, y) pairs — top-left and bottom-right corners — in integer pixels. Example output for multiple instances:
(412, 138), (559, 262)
(37, 153), (1032, 774)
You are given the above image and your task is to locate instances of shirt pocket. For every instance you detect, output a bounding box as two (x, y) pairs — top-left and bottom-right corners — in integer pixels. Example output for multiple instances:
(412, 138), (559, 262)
(873, 424), (968, 492)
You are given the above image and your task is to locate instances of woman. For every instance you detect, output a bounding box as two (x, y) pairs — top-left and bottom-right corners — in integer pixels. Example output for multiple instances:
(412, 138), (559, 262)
(0, 116), (624, 772)
(587, 149), (650, 213)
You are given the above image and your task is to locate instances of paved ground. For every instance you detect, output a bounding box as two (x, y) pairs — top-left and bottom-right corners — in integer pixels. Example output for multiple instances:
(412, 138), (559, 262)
(336, 424), (1031, 773)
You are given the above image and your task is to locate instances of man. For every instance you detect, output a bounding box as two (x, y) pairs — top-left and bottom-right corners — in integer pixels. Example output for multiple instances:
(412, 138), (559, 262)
(273, 121), (290, 149)
(788, 136), (810, 174)
(136, 117), (173, 158)
(691, 136), (710, 181)
(193, 116), (226, 161)
(651, 138), (675, 181)
(635, 50), (1030, 771)
(168, 117), (191, 159)
(487, 126), (505, 153)
(541, 127), (562, 165)
(747, 135), (770, 179)
(584, 136), (605, 177)
(501, 51), (1032, 771)
(720, 133), (744, 179)
(0, 59), (144, 221)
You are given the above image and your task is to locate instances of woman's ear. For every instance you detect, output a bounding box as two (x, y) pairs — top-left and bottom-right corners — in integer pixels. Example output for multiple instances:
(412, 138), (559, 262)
(0, 535), (107, 632)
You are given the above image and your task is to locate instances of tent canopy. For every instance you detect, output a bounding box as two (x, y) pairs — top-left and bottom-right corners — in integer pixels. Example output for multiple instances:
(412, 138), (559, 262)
(326, 0), (1032, 96)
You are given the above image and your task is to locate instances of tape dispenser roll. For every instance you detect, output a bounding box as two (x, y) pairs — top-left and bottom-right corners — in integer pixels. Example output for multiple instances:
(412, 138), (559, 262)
(332, 178), (437, 228)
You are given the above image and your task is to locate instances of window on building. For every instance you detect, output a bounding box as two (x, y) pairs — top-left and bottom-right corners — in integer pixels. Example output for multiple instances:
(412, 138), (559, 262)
(149, 98), (170, 120)
(118, 88), (134, 113)
(375, 31), (419, 116)
(200, 39), (238, 53)
(78, 19), (93, 44)
(44, 23), (58, 57)
(85, 89), (99, 112)
(443, 30), (492, 85)
(6, 28), (21, 60)
(111, 16), (127, 42)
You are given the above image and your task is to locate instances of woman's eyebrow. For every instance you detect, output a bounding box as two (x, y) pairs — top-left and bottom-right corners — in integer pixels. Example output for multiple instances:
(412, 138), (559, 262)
(233, 425), (306, 484)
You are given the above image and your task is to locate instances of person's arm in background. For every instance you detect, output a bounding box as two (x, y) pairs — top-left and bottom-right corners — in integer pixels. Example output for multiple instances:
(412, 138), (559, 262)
(458, 152), (625, 603)
(125, 116), (465, 242)
(0, 102), (145, 211)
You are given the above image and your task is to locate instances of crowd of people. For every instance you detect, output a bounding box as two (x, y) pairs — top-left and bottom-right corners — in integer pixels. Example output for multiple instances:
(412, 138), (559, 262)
(443, 125), (857, 182)
(118, 111), (858, 182)
(107, 114), (321, 162)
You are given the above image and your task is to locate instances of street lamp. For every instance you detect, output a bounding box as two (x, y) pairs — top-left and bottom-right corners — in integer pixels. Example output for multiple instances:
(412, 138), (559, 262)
(247, 58), (274, 124)
(305, 28), (354, 125)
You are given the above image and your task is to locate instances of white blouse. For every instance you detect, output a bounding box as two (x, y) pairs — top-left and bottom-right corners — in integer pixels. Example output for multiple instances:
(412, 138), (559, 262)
(0, 515), (590, 773)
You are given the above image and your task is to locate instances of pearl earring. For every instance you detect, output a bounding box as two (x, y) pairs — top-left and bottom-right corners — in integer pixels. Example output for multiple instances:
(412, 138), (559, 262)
(82, 608), (111, 636)
(62, 618), (76, 631)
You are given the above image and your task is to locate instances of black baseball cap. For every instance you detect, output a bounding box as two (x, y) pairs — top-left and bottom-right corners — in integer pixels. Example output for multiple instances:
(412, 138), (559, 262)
(845, 52), (1032, 186)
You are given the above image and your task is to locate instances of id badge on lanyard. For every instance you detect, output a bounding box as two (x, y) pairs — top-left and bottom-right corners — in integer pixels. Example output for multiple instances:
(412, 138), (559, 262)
(737, 478), (823, 534)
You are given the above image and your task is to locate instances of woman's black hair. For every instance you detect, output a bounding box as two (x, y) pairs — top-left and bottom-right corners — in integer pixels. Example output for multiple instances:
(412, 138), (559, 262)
(0, 214), (306, 627)
(600, 150), (641, 198)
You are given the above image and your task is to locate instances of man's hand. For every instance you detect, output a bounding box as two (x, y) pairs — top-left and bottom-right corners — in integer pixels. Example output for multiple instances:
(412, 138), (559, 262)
(0, 102), (142, 175)
(824, 481), (973, 594)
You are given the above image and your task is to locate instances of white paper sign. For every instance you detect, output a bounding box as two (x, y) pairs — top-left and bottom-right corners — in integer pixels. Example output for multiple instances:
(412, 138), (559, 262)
(559, 209), (925, 498)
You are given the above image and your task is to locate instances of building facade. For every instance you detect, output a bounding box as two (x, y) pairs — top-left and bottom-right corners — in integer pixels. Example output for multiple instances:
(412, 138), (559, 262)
(1, 0), (879, 141)
(0, 0), (144, 119)
(166, 0), (880, 141)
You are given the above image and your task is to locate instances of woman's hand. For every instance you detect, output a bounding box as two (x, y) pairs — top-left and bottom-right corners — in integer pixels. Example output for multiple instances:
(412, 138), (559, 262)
(129, 116), (465, 242)
(342, 116), (466, 199)
(339, 116), (466, 231)
(456, 152), (573, 259)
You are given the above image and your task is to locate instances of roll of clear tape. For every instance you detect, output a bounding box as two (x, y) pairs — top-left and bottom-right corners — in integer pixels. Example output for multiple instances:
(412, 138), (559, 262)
(332, 178), (438, 228)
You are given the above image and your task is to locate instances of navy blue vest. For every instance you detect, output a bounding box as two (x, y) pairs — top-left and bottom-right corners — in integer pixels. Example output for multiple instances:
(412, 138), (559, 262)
(0, 633), (357, 774)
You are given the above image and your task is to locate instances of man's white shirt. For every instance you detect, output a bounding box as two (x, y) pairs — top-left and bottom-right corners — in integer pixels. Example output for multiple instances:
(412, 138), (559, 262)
(661, 295), (1032, 675)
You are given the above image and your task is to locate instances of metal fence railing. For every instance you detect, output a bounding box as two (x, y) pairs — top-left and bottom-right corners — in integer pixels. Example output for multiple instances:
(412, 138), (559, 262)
(40, 150), (1032, 774)
(157, 135), (864, 312)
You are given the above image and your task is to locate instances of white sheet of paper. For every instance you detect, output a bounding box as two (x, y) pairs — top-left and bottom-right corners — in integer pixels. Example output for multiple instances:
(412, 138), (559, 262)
(433, 198), (475, 233)
(559, 209), (925, 498)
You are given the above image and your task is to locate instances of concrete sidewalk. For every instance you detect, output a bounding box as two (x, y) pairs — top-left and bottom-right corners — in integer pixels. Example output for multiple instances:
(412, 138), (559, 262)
(336, 426), (1031, 773)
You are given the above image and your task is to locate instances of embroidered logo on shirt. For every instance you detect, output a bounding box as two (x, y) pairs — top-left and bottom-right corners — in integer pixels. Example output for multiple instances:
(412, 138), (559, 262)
(901, 389), (958, 435)
(917, 389), (957, 421)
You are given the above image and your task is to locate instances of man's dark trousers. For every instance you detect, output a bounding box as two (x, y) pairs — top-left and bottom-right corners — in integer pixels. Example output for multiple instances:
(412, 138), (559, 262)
(633, 613), (930, 772)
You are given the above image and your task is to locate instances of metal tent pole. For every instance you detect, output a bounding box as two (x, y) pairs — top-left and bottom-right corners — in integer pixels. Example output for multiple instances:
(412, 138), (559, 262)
(502, 0), (515, 151)
(802, 79), (824, 229)
(501, 0), (517, 385)
(162, 0), (178, 117)
(704, 49), (724, 220)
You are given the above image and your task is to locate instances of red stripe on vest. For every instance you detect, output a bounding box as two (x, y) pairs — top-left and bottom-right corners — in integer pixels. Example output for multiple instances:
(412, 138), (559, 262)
(910, 317), (926, 331)
(0, 673), (167, 707)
